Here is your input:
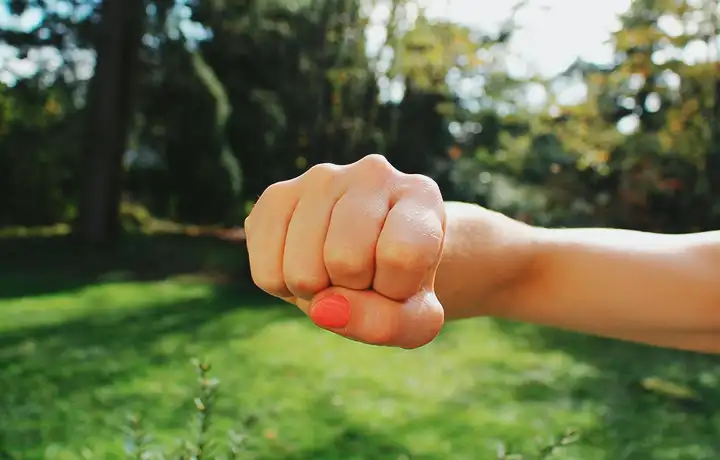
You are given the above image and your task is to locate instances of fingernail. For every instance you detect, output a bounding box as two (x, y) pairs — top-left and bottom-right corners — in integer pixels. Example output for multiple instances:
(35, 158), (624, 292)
(310, 294), (350, 329)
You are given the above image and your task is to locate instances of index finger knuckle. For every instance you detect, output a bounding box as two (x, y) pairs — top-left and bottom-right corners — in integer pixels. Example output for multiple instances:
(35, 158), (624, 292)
(376, 240), (437, 273)
(402, 174), (442, 202)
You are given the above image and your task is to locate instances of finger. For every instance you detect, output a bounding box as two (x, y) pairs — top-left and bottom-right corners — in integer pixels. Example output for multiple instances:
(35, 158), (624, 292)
(298, 286), (444, 349)
(245, 181), (298, 298)
(324, 185), (390, 290)
(283, 164), (344, 300)
(373, 176), (445, 301)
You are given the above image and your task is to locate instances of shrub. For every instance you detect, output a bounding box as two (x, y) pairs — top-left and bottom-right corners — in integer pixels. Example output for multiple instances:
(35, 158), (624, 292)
(123, 359), (247, 460)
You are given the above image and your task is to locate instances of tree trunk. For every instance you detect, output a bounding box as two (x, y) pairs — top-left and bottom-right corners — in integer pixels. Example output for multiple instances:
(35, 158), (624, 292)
(704, 2), (720, 228)
(75, 0), (144, 245)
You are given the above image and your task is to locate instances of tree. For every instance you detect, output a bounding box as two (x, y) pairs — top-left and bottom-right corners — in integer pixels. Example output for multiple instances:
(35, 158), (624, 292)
(533, 0), (719, 230)
(75, 0), (145, 244)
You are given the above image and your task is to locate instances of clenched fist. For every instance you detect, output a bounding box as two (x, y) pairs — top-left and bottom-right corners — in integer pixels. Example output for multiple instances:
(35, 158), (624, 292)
(245, 154), (446, 349)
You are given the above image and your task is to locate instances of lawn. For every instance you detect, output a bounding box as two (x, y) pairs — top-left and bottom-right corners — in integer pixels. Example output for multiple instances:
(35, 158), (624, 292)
(1, 235), (720, 459)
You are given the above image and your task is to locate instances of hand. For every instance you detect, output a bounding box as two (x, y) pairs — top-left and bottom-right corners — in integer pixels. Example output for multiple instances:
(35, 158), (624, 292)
(244, 154), (446, 349)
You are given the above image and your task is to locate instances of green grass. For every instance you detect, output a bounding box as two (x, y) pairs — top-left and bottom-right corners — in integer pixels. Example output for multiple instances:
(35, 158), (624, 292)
(1, 235), (720, 459)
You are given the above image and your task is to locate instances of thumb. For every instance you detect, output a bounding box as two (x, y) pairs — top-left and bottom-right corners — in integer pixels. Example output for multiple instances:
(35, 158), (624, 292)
(295, 286), (444, 349)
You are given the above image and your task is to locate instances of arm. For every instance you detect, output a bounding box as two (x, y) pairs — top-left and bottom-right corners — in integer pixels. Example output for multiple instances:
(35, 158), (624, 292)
(435, 202), (720, 353)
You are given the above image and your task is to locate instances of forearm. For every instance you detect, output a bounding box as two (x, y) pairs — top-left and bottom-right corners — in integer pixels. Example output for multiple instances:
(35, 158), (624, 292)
(435, 202), (720, 353)
(514, 227), (720, 351)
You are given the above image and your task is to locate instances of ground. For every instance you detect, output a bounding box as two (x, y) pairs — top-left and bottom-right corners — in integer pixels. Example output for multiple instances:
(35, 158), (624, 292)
(1, 234), (720, 459)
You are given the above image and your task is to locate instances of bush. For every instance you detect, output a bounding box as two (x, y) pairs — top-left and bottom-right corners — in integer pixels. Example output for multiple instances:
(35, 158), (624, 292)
(123, 359), (248, 460)
(119, 360), (579, 460)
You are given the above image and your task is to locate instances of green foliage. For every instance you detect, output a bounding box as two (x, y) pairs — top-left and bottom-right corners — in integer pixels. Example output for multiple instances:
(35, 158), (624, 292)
(0, 81), (83, 226)
(1, 0), (717, 232)
(120, 202), (155, 232)
(521, 0), (719, 230)
(122, 360), (248, 459)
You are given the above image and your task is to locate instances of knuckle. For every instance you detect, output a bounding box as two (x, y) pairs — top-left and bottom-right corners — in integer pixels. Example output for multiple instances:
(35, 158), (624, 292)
(243, 215), (253, 234)
(257, 180), (293, 207)
(355, 154), (396, 177)
(325, 251), (369, 279)
(246, 181), (295, 234)
(263, 180), (293, 198)
(285, 273), (328, 296)
(304, 162), (341, 186)
(250, 271), (288, 297)
(403, 174), (442, 199)
(377, 241), (436, 272)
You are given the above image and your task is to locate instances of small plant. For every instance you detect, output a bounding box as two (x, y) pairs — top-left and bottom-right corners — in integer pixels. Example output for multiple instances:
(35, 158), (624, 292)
(123, 359), (247, 460)
(123, 413), (150, 460)
(191, 358), (220, 458)
(497, 428), (580, 460)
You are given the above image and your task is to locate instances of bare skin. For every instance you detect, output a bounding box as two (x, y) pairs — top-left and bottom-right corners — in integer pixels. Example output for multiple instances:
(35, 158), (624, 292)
(244, 154), (720, 353)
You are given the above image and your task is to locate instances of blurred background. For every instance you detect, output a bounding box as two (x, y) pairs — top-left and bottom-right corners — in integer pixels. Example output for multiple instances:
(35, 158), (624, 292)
(0, 0), (719, 458)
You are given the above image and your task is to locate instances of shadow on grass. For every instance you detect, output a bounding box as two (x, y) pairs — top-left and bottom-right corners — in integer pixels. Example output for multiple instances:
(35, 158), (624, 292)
(244, 393), (444, 460)
(490, 319), (720, 459)
(0, 233), (251, 299)
(264, 425), (441, 460)
(0, 285), (297, 455)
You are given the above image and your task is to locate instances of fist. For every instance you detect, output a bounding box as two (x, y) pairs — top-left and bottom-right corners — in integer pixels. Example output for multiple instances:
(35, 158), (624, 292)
(244, 154), (446, 349)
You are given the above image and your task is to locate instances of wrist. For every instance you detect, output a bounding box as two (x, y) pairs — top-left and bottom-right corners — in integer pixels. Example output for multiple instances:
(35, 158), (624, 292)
(435, 202), (542, 320)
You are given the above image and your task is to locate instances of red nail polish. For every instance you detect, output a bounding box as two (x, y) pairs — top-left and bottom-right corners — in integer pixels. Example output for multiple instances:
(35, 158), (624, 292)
(310, 294), (350, 329)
